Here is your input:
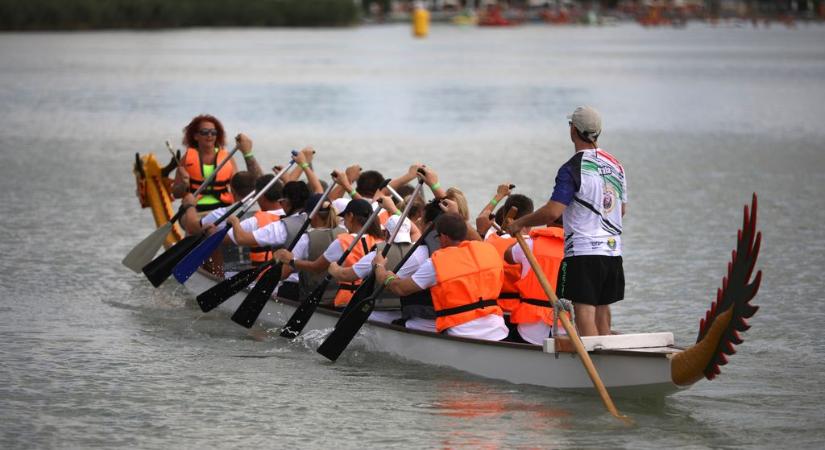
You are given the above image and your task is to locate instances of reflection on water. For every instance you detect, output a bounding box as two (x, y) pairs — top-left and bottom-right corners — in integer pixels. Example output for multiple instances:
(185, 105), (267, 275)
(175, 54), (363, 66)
(1, 24), (824, 449)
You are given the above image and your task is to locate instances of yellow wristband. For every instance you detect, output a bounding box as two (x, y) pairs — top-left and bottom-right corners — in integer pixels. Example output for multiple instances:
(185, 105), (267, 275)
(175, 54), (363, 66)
(383, 275), (397, 287)
(243, 152), (255, 159)
(299, 162), (309, 169)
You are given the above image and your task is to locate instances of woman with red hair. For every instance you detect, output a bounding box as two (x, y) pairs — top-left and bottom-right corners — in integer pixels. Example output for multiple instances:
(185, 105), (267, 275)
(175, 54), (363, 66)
(171, 114), (263, 211)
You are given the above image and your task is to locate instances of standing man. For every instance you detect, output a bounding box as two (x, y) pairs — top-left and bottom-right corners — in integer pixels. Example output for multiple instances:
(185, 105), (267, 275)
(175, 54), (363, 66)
(507, 106), (627, 336)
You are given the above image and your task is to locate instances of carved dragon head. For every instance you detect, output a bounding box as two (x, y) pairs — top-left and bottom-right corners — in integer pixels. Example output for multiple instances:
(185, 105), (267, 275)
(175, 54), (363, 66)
(671, 193), (761, 386)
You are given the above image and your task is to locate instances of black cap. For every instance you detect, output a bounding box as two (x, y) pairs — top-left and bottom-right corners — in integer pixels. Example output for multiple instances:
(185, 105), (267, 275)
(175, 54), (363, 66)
(338, 199), (372, 218)
(305, 193), (329, 214)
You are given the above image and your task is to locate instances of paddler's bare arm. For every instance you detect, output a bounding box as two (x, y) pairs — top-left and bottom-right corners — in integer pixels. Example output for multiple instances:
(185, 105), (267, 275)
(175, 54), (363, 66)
(180, 194), (202, 235)
(328, 262), (359, 282)
(226, 215), (259, 247)
(506, 200), (566, 235)
(296, 147), (323, 193)
(373, 254), (422, 297)
(274, 249), (332, 274)
(171, 162), (191, 199)
(476, 183), (512, 236)
(236, 133), (263, 179)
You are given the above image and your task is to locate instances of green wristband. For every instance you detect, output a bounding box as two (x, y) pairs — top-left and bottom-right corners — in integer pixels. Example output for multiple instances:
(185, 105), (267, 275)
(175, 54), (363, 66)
(383, 275), (397, 287)
(429, 182), (441, 190)
(349, 189), (358, 197)
(490, 197), (499, 207)
(299, 162), (310, 169)
(243, 152), (255, 159)
(393, 210), (402, 217)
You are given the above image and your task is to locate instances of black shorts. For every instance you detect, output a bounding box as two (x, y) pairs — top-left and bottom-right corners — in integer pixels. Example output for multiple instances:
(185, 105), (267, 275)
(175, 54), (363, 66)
(556, 255), (624, 306)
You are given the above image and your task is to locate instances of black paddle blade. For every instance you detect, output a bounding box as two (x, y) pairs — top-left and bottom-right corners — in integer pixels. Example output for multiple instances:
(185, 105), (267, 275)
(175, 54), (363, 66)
(280, 278), (331, 339)
(142, 234), (204, 287)
(231, 264), (281, 328)
(317, 296), (376, 361)
(196, 266), (262, 313)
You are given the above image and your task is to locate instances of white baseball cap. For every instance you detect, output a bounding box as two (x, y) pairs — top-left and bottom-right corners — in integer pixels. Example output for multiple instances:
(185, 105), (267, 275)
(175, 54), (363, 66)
(567, 105), (602, 142)
(386, 216), (412, 244)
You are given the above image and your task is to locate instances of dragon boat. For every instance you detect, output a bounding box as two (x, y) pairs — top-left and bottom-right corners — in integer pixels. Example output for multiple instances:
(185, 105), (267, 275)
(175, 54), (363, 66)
(131, 153), (762, 397)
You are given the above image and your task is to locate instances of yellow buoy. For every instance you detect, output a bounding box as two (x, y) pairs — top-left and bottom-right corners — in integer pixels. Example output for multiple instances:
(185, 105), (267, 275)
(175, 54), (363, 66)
(412, 3), (429, 38)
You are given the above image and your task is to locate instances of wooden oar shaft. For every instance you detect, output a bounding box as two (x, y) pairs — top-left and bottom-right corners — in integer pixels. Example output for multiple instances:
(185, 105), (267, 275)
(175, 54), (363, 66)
(512, 233), (627, 421)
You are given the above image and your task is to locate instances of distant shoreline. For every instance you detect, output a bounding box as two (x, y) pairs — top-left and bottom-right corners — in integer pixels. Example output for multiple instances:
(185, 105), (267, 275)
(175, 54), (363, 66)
(0, 0), (360, 31)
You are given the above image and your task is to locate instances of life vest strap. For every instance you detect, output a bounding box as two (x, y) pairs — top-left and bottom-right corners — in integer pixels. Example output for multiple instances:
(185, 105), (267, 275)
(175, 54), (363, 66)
(338, 283), (359, 292)
(435, 299), (497, 318)
(498, 292), (520, 299)
(521, 298), (551, 308)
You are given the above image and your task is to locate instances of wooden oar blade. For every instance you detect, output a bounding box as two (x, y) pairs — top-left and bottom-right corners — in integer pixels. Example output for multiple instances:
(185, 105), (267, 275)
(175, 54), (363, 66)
(122, 222), (172, 272)
(172, 226), (230, 284)
(196, 266), (262, 313)
(279, 279), (330, 339)
(231, 264), (281, 328)
(317, 297), (375, 361)
(142, 234), (204, 287)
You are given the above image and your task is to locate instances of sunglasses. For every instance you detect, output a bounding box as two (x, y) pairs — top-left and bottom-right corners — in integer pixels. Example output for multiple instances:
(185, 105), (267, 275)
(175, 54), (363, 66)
(197, 129), (219, 137)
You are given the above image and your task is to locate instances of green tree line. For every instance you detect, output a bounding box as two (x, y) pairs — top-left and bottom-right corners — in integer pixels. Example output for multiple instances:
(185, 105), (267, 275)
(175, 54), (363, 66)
(0, 0), (360, 30)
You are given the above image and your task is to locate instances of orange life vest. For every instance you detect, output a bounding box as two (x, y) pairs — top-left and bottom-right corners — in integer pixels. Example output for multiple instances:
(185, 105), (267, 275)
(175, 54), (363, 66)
(485, 232), (522, 312)
(378, 209), (390, 227)
(512, 227), (566, 326)
(182, 147), (234, 205)
(333, 233), (380, 307)
(430, 241), (504, 333)
(249, 211), (281, 265)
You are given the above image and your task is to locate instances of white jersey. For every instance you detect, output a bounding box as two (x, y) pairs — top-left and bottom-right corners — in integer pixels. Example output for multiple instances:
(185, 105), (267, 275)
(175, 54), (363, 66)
(551, 148), (627, 257)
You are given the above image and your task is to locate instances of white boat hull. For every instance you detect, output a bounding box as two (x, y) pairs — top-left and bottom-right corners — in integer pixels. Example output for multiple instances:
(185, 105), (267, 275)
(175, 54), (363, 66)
(184, 270), (686, 397)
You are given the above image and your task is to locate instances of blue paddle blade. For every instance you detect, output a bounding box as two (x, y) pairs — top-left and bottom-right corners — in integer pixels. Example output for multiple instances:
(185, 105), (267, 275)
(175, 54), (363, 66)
(172, 225), (230, 284)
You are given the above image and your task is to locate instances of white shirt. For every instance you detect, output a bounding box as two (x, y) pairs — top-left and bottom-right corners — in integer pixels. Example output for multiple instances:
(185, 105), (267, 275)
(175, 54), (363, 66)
(227, 209), (281, 243)
(410, 256), (508, 341)
(352, 246), (428, 279)
(322, 237), (346, 263)
(200, 206), (230, 227)
(247, 220), (288, 247)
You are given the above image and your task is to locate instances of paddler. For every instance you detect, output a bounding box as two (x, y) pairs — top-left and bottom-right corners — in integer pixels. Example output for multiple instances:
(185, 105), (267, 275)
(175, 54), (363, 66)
(171, 114), (263, 211)
(327, 195), (426, 323)
(506, 106), (627, 337)
(375, 212), (509, 341)
(272, 198), (384, 307)
(226, 180), (311, 300)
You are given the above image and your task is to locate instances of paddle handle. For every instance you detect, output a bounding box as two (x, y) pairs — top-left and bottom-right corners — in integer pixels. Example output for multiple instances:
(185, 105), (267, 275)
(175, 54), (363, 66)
(512, 233), (628, 422)
(371, 222), (435, 299)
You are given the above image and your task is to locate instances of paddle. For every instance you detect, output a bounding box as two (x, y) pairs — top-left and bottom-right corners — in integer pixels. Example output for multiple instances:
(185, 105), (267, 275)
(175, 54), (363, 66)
(317, 180), (427, 361)
(195, 178), (337, 313)
(230, 176), (352, 328)
(335, 178), (425, 324)
(122, 145), (241, 272)
(505, 208), (629, 422)
(171, 156), (299, 284)
(279, 193), (387, 338)
(141, 198), (247, 287)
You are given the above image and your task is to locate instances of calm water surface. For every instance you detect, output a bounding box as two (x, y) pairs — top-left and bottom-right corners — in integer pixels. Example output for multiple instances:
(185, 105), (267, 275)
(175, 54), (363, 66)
(1, 24), (824, 448)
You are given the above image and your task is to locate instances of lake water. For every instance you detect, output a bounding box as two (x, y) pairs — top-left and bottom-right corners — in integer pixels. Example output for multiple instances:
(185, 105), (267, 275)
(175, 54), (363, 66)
(1, 23), (824, 448)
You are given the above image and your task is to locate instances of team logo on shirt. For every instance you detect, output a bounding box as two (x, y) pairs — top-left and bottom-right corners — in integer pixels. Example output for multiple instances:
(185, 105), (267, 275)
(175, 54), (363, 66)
(607, 238), (617, 250)
(603, 186), (616, 213)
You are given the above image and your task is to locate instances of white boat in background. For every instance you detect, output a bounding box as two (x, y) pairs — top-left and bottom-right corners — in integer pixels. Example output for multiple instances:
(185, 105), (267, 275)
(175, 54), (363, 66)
(133, 152), (762, 397)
